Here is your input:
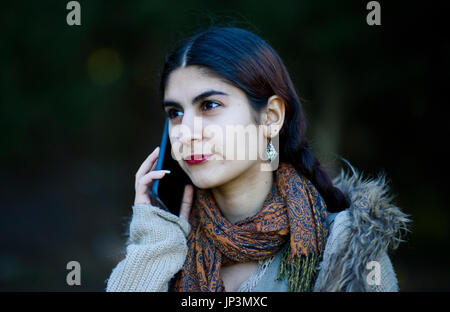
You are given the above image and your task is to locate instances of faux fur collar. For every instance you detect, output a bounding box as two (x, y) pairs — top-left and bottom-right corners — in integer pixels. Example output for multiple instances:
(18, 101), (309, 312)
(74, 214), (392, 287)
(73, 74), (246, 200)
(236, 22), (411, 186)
(313, 161), (412, 291)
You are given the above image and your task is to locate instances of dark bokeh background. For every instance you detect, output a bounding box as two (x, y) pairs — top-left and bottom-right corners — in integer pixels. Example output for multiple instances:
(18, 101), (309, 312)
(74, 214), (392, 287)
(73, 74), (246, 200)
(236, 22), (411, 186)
(1, 1), (449, 291)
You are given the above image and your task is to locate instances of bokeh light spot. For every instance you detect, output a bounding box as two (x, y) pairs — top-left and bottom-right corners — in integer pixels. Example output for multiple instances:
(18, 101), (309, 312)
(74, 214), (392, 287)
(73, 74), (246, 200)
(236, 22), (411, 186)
(86, 48), (123, 85)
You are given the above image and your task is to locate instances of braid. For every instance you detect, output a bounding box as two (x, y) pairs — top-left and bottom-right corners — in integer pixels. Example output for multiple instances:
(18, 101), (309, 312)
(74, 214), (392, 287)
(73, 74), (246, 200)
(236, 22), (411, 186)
(298, 141), (349, 213)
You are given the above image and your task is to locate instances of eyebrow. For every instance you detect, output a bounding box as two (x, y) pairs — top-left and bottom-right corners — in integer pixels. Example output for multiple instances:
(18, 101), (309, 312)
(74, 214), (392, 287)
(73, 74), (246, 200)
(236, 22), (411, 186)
(162, 89), (228, 109)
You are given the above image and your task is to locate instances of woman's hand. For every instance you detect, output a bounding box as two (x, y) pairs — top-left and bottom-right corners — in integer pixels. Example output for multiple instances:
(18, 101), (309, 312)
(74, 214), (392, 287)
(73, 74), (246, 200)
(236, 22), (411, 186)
(179, 184), (194, 222)
(134, 146), (194, 221)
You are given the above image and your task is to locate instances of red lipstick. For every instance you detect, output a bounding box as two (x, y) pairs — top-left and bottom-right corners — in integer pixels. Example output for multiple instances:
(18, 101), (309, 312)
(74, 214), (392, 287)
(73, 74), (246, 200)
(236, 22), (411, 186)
(185, 154), (213, 165)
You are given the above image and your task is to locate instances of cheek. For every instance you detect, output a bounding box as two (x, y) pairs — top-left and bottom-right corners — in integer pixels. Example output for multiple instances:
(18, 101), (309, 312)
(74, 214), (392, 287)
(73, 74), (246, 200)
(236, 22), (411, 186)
(204, 119), (264, 161)
(223, 127), (266, 161)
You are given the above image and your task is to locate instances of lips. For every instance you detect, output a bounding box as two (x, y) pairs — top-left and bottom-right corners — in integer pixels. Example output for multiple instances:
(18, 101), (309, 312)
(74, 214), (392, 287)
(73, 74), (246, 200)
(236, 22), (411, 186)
(184, 154), (213, 165)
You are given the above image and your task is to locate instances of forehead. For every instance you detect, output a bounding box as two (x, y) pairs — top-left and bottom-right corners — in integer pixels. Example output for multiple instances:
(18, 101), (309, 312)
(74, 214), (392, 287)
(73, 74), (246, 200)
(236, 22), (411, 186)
(164, 66), (242, 102)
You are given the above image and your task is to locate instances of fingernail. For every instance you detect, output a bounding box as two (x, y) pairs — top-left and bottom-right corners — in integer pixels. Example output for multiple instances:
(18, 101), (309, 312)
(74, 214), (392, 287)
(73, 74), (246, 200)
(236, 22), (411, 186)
(162, 170), (171, 174)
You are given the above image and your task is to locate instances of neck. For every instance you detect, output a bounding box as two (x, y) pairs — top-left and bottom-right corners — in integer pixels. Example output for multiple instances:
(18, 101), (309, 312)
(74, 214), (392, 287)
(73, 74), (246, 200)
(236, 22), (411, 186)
(211, 161), (273, 224)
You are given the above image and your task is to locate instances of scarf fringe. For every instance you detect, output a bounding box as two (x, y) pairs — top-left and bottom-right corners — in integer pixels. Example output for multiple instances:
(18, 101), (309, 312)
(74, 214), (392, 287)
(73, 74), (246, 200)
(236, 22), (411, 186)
(277, 245), (322, 292)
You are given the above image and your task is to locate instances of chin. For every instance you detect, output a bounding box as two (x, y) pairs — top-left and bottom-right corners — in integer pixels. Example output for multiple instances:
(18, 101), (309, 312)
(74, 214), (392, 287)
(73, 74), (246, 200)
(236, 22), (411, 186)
(183, 161), (227, 189)
(183, 159), (257, 190)
(190, 178), (219, 190)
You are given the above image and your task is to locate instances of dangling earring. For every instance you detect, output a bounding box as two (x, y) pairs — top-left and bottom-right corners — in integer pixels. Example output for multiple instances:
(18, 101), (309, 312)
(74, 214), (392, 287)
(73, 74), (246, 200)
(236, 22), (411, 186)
(265, 139), (278, 162)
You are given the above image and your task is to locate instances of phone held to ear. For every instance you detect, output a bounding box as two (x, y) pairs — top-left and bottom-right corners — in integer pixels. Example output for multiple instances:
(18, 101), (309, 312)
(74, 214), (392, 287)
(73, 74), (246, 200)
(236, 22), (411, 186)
(151, 117), (193, 216)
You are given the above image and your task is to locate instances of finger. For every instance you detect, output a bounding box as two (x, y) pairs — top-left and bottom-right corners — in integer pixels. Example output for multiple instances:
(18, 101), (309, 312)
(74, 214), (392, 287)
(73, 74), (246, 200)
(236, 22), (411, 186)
(179, 184), (194, 221)
(137, 170), (171, 188)
(136, 146), (159, 179)
(150, 158), (158, 172)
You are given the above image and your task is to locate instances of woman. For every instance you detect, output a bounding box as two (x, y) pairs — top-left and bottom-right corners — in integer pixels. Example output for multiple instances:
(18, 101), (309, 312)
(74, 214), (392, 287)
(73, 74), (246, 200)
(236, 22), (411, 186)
(106, 26), (411, 292)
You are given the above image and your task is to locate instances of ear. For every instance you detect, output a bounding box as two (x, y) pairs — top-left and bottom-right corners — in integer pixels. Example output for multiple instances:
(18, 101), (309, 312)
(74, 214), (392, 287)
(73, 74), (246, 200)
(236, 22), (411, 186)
(261, 95), (286, 139)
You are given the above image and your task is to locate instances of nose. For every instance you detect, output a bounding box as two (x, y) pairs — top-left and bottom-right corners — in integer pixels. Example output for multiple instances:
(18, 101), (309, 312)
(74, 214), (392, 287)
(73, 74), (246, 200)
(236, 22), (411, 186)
(177, 114), (203, 145)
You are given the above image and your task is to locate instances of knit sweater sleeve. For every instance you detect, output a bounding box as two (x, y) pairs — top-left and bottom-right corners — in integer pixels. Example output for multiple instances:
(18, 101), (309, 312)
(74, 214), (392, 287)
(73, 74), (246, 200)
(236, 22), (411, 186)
(105, 204), (191, 292)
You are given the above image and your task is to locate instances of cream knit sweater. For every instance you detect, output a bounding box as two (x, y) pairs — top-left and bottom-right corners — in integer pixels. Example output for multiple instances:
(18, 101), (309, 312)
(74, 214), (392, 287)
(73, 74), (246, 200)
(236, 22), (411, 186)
(106, 204), (191, 292)
(106, 205), (399, 292)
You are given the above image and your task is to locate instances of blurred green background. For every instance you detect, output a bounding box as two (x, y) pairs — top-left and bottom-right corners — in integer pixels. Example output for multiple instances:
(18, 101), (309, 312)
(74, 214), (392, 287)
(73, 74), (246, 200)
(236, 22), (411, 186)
(1, 0), (449, 291)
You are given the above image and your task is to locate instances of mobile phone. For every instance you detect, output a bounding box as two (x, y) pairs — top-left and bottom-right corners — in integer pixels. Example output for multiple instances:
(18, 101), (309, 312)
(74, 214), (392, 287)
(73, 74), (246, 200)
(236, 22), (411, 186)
(151, 117), (194, 216)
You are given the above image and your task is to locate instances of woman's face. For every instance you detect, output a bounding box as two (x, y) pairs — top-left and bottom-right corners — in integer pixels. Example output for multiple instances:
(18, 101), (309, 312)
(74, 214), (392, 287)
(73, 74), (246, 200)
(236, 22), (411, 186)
(163, 65), (268, 189)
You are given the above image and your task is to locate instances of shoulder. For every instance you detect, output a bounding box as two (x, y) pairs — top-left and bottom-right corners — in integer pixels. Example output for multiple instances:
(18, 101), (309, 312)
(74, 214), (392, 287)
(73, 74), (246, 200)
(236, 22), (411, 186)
(314, 161), (412, 291)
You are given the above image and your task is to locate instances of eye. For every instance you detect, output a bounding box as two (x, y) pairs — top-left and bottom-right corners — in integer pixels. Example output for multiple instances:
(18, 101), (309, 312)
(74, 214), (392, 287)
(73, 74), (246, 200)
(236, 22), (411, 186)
(166, 108), (183, 119)
(201, 100), (221, 111)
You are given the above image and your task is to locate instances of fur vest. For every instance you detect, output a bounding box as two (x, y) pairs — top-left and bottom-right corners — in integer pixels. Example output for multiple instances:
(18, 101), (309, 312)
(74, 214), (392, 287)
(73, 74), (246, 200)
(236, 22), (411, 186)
(313, 161), (412, 291)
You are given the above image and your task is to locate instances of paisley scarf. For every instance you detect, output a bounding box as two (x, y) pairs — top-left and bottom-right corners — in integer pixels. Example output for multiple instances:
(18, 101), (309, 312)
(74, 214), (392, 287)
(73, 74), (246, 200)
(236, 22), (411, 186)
(173, 162), (329, 292)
